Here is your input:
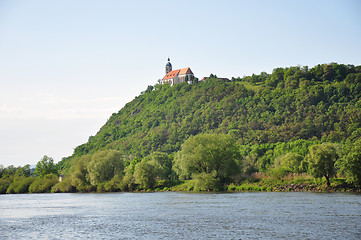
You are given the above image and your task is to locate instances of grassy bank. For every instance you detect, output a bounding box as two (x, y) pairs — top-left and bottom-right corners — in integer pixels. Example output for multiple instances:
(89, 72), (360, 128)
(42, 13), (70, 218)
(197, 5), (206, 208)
(164, 173), (361, 193)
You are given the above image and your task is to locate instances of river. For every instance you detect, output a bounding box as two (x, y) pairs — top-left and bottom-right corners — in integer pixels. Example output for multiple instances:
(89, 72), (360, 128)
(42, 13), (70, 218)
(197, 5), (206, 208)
(0, 192), (360, 239)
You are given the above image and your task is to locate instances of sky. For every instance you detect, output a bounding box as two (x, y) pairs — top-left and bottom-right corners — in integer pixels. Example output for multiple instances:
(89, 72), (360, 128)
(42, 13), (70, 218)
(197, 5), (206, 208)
(0, 0), (360, 167)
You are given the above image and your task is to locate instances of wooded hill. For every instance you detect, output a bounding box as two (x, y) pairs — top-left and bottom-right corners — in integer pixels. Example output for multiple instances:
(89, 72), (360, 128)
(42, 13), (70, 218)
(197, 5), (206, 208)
(61, 63), (361, 167)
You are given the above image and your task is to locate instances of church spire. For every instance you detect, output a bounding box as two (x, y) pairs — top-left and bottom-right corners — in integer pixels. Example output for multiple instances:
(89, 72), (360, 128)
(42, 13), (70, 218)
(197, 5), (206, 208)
(165, 57), (172, 74)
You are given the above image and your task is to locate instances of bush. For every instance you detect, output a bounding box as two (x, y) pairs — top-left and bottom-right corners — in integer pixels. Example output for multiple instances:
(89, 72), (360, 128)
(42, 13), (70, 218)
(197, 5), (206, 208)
(6, 176), (34, 194)
(269, 167), (290, 179)
(269, 152), (303, 178)
(29, 174), (59, 193)
(87, 150), (125, 186)
(305, 143), (339, 187)
(134, 161), (157, 189)
(174, 133), (241, 184)
(51, 177), (75, 193)
(0, 177), (13, 194)
(337, 140), (361, 187)
(191, 171), (222, 191)
(119, 169), (136, 191)
(104, 175), (122, 192)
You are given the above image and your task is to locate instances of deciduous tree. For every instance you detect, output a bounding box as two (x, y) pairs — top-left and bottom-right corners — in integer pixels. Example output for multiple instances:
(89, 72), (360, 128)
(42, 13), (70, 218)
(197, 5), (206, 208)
(337, 140), (361, 186)
(133, 161), (157, 189)
(34, 156), (58, 177)
(305, 143), (339, 187)
(87, 150), (124, 186)
(174, 133), (241, 187)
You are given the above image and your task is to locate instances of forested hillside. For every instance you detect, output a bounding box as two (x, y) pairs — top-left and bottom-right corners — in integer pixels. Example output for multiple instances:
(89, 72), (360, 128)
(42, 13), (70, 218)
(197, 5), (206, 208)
(71, 63), (361, 158)
(2, 63), (361, 193)
(51, 62), (361, 192)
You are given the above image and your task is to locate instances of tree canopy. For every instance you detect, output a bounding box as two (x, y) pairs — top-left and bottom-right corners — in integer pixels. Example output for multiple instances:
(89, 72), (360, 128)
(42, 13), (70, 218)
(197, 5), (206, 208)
(34, 155), (58, 177)
(305, 143), (339, 186)
(337, 139), (361, 187)
(174, 133), (240, 187)
(62, 63), (361, 167)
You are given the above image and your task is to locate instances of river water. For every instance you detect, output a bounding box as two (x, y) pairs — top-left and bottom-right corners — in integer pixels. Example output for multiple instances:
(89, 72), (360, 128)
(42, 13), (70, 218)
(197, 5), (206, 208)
(0, 192), (360, 239)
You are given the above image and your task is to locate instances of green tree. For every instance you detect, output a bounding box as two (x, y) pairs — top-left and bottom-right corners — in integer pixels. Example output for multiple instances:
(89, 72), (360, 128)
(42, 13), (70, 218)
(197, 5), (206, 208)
(174, 133), (241, 187)
(70, 155), (93, 192)
(133, 160), (157, 189)
(34, 155), (58, 177)
(119, 167), (136, 191)
(6, 176), (34, 194)
(270, 152), (303, 178)
(15, 164), (31, 177)
(0, 165), (17, 178)
(51, 177), (75, 193)
(0, 164), (4, 178)
(143, 151), (173, 180)
(29, 174), (59, 193)
(191, 171), (220, 191)
(86, 150), (124, 186)
(0, 177), (13, 194)
(305, 143), (339, 187)
(336, 140), (361, 186)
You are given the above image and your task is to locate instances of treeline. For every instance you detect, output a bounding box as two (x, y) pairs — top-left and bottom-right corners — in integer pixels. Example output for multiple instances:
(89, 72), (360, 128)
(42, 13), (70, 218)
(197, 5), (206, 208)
(1, 62), (361, 193)
(0, 156), (59, 194)
(1, 135), (360, 193)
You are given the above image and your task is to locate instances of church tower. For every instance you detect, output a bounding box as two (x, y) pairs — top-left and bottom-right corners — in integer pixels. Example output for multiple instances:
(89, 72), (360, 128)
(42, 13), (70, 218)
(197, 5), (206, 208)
(165, 58), (172, 74)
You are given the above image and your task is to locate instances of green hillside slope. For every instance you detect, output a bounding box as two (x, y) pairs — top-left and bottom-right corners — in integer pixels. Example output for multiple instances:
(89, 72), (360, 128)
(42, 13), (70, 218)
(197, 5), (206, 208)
(48, 62), (361, 192)
(71, 63), (361, 158)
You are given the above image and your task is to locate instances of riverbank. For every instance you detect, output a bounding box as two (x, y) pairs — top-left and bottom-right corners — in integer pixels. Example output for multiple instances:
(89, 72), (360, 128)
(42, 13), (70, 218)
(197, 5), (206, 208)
(2, 173), (361, 194)
(164, 174), (361, 193)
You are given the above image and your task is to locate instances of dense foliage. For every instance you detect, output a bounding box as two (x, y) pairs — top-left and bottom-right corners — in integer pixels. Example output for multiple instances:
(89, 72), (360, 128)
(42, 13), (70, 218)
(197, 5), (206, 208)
(1, 63), (361, 193)
(337, 139), (361, 187)
(62, 63), (360, 163)
(305, 143), (339, 186)
(174, 133), (240, 190)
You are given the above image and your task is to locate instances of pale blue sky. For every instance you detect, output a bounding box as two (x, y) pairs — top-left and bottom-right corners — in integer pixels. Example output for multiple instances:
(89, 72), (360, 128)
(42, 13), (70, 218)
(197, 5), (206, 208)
(0, 0), (360, 167)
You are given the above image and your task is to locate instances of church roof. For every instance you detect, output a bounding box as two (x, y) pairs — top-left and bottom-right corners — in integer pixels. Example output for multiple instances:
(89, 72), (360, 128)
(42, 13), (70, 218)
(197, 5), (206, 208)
(179, 67), (193, 75)
(163, 69), (181, 80)
(163, 67), (193, 80)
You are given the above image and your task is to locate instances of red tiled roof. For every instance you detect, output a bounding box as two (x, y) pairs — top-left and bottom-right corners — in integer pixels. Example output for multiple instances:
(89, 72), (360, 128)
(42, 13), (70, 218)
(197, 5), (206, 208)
(163, 69), (181, 80)
(179, 67), (193, 75)
(163, 68), (193, 80)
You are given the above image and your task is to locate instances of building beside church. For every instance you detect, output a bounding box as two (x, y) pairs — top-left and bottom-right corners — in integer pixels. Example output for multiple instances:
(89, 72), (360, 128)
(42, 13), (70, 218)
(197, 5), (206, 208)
(162, 58), (194, 86)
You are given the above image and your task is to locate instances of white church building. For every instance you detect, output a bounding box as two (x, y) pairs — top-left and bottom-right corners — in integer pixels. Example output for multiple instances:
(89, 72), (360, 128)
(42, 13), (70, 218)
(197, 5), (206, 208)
(161, 58), (194, 86)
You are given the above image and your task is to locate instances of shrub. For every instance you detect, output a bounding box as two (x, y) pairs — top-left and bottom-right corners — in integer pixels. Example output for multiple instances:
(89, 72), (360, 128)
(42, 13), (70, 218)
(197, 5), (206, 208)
(104, 175), (122, 192)
(305, 143), (339, 187)
(134, 161), (157, 189)
(29, 174), (59, 193)
(269, 153), (303, 178)
(337, 140), (361, 187)
(191, 171), (222, 191)
(6, 176), (34, 194)
(174, 133), (241, 185)
(51, 177), (75, 193)
(0, 177), (13, 194)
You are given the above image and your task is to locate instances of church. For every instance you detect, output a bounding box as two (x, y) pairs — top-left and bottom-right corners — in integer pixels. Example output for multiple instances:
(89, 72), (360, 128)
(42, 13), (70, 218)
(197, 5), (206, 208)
(162, 58), (194, 86)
